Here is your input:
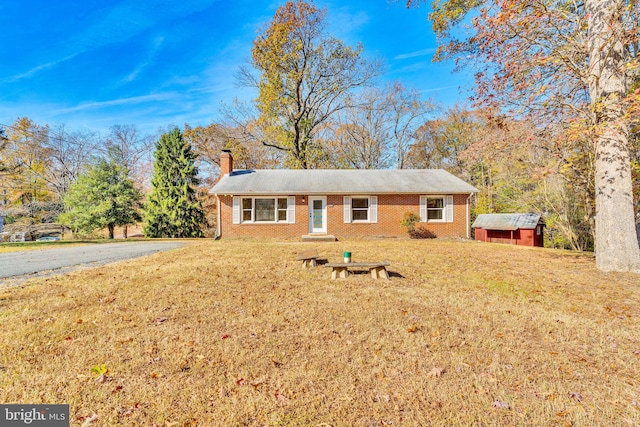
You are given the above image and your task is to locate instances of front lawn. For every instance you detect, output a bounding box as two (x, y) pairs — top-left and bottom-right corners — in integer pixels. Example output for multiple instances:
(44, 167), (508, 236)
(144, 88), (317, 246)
(0, 239), (638, 425)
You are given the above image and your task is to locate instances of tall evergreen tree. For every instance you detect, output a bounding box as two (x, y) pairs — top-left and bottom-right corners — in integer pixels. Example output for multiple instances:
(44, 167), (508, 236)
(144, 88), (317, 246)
(144, 127), (206, 238)
(59, 148), (142, 239)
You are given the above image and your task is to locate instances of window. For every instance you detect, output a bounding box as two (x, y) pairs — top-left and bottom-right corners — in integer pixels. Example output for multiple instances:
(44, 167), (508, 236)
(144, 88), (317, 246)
(351, 197), (369, 221)
(426, 197), (444, 221)
(242, 198), (252, 221)
(420, 195), (453, 223)
(255, 198), (275, 221)
(343, 196), (378, 223)
(277, 198), (288, 221)
(239, 197), (291, 223)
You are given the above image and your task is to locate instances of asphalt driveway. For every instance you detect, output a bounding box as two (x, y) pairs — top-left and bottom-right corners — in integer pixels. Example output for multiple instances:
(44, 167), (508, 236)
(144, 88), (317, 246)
(0, 241), (185, 282)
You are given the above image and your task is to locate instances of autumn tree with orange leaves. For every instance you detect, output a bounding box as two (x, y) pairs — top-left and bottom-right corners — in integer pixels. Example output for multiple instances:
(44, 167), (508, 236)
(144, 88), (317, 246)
(407, 0), (640, 272)
(240, 0), (380, 169)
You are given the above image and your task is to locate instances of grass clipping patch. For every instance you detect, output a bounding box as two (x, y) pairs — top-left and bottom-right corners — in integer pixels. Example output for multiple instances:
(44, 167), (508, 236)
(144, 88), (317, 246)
(0, 240), (639, 426)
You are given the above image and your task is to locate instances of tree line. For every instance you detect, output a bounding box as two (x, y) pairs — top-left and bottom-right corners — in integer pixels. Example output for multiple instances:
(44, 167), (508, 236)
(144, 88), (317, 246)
(1, 0), (639, 272)
(0, 121), (206, 239)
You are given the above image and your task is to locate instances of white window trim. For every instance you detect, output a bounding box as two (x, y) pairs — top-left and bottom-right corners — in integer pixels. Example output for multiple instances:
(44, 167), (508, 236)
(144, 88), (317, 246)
(232, 196), (295, 224)
(446, 195), (454, 223)
(232, 197), (241, 224)
(287, 196), (296, 224)
(420, 195), (453, 223)
(344, 195), (378, 223)
(343, 196), (351, 223)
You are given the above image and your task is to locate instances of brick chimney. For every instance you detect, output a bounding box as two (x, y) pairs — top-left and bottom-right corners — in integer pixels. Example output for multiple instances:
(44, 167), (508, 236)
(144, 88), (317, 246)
(220, 149), (233, 176)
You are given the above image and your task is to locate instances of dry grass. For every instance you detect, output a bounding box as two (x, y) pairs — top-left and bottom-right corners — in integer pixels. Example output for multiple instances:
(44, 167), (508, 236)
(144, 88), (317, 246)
(0, 242), (81, 253)
(0, 239), (639, 426)
(0, 239), (163, 253)
(0, 241), (100, 253)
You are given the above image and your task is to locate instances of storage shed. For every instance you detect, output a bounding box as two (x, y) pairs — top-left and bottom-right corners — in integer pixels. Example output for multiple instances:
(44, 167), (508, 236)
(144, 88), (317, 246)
(472, 213), (545, 247)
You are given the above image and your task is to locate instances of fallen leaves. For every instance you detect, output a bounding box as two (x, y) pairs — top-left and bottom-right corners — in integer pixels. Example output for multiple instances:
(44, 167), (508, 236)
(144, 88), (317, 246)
(275, 389), (288, 405)
(428, 367), (445, 377)
(152, 316), (168, 325)
(80, 413), (98, 427)
(90, 364), (110, 380)
(250, 378), (265, 388)
(568, 391), (583, 402)
(492, 400), (510, 409)
(4, 239), (640, 425)
(95, 373), (112, 383)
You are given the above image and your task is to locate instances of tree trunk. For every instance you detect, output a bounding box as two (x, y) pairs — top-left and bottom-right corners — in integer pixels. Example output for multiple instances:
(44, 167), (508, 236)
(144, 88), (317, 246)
(108, 224), (115, 239)
(587, 0), (640, 272)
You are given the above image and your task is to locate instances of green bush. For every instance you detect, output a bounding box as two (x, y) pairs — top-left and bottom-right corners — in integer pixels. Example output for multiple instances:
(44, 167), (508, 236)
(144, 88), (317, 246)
(401, 212), (436, 239)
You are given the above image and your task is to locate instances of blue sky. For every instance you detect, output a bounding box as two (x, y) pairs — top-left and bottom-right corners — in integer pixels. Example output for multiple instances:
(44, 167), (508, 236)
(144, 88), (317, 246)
(0, 0), (472, 136)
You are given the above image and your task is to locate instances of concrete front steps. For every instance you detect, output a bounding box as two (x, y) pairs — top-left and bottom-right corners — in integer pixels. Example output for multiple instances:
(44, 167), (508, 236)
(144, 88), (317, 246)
(301, 234), (337, 242)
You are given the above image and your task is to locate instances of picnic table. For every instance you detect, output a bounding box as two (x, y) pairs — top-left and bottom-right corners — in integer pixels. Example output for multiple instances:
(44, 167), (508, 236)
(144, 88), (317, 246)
(324, 261), (390, 280)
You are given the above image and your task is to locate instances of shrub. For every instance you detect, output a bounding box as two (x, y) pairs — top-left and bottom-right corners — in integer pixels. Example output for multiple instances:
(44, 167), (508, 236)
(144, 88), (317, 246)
(401, 212), (420, 232)
(401, 212), (437, 239)
(410, 227), (437, 239)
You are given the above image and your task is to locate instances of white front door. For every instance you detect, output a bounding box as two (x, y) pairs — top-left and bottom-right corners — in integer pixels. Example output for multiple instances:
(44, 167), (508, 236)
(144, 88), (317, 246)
(308, 196), (327, 234)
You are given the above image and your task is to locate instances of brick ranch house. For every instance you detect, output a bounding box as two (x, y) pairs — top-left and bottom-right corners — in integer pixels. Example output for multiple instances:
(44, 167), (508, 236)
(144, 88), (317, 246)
(210, 151), (478, 240)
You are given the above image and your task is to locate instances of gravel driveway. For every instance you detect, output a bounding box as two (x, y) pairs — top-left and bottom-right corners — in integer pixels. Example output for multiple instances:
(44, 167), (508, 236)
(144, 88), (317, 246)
(0, 241), (185, 283)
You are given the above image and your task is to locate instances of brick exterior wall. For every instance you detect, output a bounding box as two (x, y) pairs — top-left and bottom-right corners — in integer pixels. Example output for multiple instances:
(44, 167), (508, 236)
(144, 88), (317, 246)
(217, 194), (471, 239)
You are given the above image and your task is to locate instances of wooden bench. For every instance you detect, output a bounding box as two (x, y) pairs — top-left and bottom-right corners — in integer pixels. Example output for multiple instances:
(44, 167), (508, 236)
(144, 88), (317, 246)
(324, 262), (390, 280)
(297, 249), (319, 268)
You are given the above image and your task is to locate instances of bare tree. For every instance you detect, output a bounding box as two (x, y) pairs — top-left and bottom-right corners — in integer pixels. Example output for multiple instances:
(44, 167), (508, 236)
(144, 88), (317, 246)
(324, 83), (434, 169)
(104, 125), (154, 188)
(46, 123), (101, 200)
(386, 83), (436, 169)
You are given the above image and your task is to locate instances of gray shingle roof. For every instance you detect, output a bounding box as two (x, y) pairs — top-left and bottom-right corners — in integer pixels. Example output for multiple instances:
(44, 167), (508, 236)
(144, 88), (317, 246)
(210, 169), (478, 195)
(472, 213), (543, 230)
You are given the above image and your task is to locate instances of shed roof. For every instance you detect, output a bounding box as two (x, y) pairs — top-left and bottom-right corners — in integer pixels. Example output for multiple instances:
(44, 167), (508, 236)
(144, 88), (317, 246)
(210, 169), (478, 196)
(472, 213), (544, 230)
